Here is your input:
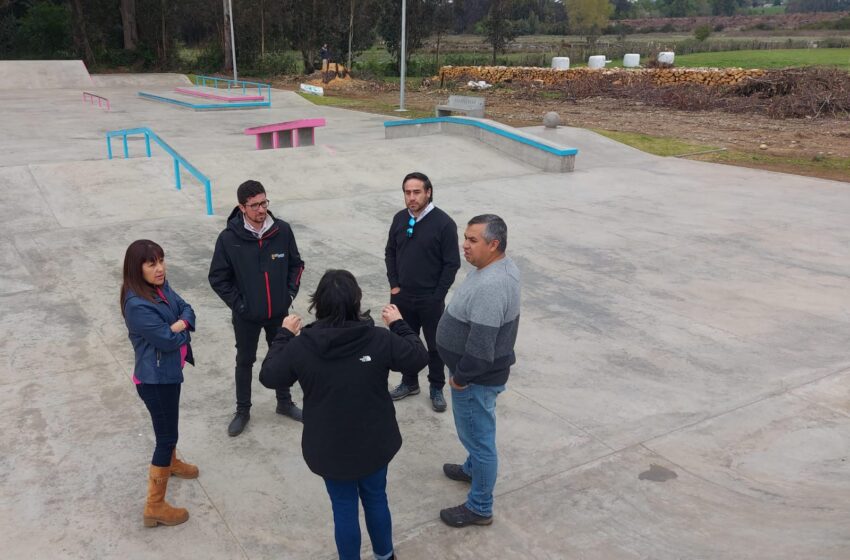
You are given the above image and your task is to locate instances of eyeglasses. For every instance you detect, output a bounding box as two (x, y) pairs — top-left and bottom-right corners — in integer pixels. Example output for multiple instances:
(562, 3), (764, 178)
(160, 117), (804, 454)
(245, 199), (270, 211)
(406, 217), (416, 238)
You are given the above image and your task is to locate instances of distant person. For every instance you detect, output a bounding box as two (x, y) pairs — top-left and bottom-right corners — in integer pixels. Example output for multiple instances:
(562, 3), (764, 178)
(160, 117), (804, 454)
(320, 43), (330, 73)
(436, 214), (521, 528)
(122, 239), (198, 528)
(209, 180), (305, 437)
(385, 171), (460, 412)
(260, 269), (427, 560)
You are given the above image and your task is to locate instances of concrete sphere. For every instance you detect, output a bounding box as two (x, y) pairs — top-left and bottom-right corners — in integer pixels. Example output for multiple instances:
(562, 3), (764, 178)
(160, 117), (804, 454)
(543, 111), (560, 128)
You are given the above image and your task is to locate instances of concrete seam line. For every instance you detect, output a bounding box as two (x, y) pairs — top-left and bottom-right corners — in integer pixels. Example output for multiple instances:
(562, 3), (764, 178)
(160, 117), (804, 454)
(787, 390), (850, 421)
(637, 362), (850, 450)
(510, 387), (616, 452)
(489, 369), (850, 500)
(26, 165), (62, 227)
(195, 479), (251, 560)
(635, 443), (778, 504)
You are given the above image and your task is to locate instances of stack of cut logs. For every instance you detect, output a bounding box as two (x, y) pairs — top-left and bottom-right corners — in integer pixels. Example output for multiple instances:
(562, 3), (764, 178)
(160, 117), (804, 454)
(438, 66), (766, 87)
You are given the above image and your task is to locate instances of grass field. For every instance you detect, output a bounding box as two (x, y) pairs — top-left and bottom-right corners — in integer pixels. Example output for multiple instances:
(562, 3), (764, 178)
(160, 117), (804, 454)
(673, 48), (850, 69)
(592, 130), (717, 157)
(594, 129), (850, 181)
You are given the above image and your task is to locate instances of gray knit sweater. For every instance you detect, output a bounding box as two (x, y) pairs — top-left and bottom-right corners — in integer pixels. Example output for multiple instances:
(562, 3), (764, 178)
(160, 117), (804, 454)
(436, 256), (521, 386)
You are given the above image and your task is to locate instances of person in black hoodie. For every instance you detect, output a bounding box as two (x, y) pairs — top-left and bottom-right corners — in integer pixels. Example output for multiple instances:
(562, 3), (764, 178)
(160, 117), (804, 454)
(260, 269), (427, 560)
(209, 180), (305, 437)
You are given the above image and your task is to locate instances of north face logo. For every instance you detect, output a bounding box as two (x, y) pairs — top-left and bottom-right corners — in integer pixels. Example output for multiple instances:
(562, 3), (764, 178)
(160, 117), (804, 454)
(359, 355), (371, 362)
(270, 253), (286, 260)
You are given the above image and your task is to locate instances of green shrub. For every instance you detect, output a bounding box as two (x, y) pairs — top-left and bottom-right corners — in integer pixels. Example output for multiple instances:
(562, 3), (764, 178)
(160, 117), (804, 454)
(694, 24), (712, 41)
(249, 52), (297, 76)
(193, 43), (224, 73)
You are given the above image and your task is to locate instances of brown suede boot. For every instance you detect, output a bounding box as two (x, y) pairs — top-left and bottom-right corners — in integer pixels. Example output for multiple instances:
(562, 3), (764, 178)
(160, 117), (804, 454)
(143, 465), (189, 527)
(170, 449), (199, 479)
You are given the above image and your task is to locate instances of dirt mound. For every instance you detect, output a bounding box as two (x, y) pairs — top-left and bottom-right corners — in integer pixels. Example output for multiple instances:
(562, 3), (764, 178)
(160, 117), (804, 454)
(306, 75), (391, 93)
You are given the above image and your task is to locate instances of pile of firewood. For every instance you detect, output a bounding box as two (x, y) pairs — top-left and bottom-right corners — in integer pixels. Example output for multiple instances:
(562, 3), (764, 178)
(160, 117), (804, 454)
(438, 65), (766, 88)
(651, 68), (766, 86)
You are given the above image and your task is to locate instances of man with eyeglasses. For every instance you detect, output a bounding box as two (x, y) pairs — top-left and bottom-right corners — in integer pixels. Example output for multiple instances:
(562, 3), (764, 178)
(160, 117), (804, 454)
(385, 172), (460, 412)
(209, 180), (305, 437)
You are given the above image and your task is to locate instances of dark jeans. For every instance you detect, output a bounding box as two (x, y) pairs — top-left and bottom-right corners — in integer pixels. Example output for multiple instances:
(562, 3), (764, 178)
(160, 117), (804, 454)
(232, 312), (292, 411)
(390, 291), (445, 389)
(323, 465), (394, 560)
(136, 383), (181, 467)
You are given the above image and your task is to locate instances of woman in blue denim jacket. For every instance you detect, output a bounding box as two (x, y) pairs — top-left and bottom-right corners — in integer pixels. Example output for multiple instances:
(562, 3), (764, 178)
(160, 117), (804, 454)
(121, 239), (197, 528)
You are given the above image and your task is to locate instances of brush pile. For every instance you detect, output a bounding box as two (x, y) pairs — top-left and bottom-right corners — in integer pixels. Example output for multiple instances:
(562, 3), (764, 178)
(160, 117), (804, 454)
(439, 66), (850, 119)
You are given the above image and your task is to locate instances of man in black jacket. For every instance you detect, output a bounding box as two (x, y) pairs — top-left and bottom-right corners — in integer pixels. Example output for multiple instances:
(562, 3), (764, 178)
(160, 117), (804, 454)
(385, 172), (460, 412)
(209, 180), (305, 436)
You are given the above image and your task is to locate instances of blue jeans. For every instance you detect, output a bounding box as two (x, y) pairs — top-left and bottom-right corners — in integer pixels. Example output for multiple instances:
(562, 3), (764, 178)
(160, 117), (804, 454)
(451, 382), (506, 517)
(323, 465), (394, 560)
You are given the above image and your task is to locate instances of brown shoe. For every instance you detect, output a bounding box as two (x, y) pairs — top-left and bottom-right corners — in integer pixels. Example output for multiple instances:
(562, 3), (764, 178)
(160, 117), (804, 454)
(170, 449), (199, 479)
(143, 465), (189, 527)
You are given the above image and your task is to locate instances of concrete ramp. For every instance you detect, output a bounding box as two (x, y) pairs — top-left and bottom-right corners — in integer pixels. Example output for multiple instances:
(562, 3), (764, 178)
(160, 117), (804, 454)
(521, 125), (660, 170)
(0, 60), (92, 89)
(91, 73), (191, 88)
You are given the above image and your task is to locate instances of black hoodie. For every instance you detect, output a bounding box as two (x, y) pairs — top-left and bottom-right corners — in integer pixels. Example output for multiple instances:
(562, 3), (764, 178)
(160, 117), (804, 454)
(208, 207), (304, 322)
(259, 318), (428, 480)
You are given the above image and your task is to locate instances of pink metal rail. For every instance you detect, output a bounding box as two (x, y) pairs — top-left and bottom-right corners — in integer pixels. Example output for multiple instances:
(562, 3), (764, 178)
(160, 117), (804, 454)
(83, 91), (110, 111)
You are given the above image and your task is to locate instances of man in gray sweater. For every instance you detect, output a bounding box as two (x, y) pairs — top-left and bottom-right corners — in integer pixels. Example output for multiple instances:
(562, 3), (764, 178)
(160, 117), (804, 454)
(435, 214), (521, 528)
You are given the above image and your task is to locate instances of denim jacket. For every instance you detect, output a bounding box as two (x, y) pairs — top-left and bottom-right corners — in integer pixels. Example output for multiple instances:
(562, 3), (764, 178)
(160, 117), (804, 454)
(124, 281), (196, 384)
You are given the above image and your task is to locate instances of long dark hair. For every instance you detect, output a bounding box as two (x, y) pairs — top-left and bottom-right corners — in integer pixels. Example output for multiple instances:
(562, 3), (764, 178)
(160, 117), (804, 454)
(121, 240), (165, 317)
(308, 269), (362, 326)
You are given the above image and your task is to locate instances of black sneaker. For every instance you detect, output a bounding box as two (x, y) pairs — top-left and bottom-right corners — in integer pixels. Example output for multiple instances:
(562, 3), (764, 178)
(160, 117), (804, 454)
(228, 411), (250, 437)
(430, 387), (447, 412)
(390, 383), (420, 401)
(276, 401), (303, 423)
(443, 463), (472, 483)
(439, 504), (493, 527)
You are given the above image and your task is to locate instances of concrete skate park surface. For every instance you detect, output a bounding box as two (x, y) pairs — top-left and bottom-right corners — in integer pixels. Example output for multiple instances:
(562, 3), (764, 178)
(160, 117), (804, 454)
(2, 62), (850, 560)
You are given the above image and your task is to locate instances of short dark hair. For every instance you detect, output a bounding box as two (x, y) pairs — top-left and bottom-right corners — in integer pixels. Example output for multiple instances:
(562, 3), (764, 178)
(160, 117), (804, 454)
(402, 171), (433, 202)
(120, 239), (165, 316)
(237, 180), (266, 205)
(468, 214), (507, 253)
(308, 269), (362, 326)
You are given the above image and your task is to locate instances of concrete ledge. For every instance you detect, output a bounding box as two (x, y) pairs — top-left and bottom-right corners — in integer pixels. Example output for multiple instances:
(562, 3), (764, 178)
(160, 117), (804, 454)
(138, 91), (271, 110)
(384, 116), (578, 172)
(174, 87), (265, 102)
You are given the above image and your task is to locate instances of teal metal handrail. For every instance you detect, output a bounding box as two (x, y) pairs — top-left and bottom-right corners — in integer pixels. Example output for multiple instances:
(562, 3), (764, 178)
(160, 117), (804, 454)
(106, 127), (213, 215)
(193, 74), (272, 100)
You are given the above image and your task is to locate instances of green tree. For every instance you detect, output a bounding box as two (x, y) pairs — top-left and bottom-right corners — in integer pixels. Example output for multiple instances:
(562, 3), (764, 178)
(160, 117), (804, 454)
(377, 0), (436, 73)
(710, 0), (740, 15)
(482, 0), (517, 65)
(565, 0), (612, 46)
(16, 1), (72, 57)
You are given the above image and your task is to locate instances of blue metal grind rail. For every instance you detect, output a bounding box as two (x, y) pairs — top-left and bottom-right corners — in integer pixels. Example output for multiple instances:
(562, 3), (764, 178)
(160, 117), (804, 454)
(193, 75), (272, 100)
(106, 127), (214, 216)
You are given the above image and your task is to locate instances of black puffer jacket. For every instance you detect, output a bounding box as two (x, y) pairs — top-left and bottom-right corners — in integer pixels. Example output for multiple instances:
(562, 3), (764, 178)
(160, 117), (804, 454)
(208, 207), (304, 322)
(259, 318), (428, 480)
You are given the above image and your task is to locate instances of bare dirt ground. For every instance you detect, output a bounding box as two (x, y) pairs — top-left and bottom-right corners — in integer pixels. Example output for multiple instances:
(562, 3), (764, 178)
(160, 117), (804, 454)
(275, 76), (850, 182)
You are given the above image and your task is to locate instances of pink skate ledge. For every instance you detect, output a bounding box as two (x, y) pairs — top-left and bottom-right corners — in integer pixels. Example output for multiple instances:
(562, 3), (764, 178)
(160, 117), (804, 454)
(174, 87), (265, 102)
(243, 118), (326, 150)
